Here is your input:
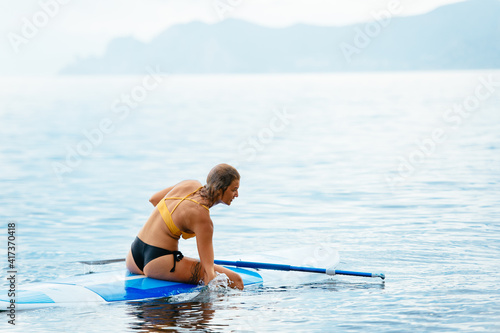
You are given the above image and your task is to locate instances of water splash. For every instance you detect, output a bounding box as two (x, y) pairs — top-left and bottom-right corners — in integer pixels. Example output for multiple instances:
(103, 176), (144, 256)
(187, 272), (233, 303)
(206, 272), (231, 291)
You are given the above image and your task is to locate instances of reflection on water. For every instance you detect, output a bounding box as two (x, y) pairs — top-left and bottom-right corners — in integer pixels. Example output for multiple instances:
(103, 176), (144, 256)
(127, 293), (223, 332)
(128, 300), (216, 332)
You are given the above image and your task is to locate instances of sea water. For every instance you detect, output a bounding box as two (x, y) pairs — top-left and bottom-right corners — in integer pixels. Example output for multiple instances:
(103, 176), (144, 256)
(0, 71), (499, 332)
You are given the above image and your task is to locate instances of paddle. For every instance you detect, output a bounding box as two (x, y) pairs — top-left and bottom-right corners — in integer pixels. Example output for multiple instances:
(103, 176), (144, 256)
(214, 260), (385, 280)
(79, 258), (385, 280)
(79, 258), (125, 265)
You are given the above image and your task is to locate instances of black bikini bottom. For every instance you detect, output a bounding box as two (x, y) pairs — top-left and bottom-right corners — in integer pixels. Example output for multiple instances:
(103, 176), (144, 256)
(130, 237), (184, 272)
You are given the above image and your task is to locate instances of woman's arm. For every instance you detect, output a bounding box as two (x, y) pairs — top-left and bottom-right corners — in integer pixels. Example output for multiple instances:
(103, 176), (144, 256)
(149, 185), (175, 206)
(194, 216), (216, 285)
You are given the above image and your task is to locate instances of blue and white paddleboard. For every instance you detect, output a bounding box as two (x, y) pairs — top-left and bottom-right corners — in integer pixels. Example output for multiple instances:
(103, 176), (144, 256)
(1, 246), (339, 311)
(1, 267), (262, 311)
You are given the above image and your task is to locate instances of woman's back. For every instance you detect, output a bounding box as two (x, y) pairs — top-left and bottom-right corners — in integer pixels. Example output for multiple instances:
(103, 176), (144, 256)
(137, 180), (207, 248)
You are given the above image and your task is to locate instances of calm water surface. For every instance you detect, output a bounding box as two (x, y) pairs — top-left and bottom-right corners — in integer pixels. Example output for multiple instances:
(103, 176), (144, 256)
(0, 71), (499, 332)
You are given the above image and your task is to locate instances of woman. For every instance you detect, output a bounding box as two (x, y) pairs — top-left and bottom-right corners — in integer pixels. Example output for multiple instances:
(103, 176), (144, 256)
(126, 163), (243, 289)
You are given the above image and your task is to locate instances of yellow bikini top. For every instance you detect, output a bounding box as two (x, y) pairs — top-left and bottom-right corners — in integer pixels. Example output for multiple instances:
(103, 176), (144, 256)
(156, 186), (209, 239)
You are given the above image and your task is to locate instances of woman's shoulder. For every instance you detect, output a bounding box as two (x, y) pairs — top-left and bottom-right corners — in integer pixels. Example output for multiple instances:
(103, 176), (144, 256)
(175, 179), (203, 189)
(167, 180), (203, 196)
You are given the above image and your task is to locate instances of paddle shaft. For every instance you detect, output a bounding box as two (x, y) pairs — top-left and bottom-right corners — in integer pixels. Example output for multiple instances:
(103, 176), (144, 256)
(214, 260), (385, 279)
(79, 258), (385, 280)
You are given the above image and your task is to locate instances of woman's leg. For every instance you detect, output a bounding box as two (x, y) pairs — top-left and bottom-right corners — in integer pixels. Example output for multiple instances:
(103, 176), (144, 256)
(143, 255), (243, 289)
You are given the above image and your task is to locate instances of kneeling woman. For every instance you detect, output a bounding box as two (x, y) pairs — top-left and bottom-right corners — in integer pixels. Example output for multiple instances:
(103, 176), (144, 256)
(126, 164), (243, 289)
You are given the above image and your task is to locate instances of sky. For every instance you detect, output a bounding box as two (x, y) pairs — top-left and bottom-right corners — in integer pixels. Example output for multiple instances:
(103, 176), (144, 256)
(0, 0), (465, 76)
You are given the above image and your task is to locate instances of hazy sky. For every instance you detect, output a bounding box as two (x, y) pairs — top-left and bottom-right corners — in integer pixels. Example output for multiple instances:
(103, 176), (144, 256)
(1, 0), (465, 75)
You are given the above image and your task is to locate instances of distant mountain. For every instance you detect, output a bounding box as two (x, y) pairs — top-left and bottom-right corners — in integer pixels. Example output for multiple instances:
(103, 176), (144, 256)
(60, 0), (500, 74)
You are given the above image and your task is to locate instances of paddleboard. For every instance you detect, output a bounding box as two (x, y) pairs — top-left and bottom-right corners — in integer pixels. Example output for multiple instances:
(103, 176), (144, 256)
(0, 246), (338, 311)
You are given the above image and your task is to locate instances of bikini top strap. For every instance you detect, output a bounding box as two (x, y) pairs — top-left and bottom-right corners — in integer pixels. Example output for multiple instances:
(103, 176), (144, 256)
(170, 186), (207, 214)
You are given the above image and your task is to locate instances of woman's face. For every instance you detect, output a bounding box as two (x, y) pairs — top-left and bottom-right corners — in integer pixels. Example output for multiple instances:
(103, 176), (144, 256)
(221, 179), (239, 205)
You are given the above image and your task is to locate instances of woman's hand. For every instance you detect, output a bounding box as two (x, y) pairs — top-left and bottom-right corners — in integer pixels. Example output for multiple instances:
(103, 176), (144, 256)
(149, 185), (175, 206)
(204, 269), (217, 286)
